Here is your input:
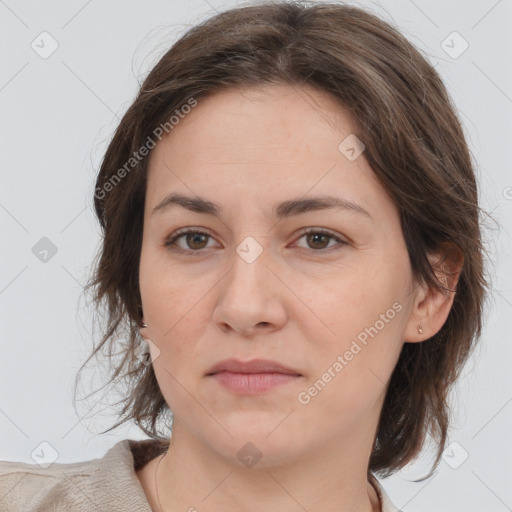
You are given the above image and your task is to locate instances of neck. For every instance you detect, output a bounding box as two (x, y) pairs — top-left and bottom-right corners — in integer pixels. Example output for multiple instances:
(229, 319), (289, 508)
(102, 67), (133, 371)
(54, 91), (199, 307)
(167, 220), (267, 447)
(153, 420), (381, 512)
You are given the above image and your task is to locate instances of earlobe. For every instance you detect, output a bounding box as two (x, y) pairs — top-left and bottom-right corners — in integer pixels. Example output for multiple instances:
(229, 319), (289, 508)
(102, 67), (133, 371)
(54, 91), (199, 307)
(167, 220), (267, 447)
(139, 318), (148, 338)
(404, 243), (463, 343)
(403, 279), (429, 343)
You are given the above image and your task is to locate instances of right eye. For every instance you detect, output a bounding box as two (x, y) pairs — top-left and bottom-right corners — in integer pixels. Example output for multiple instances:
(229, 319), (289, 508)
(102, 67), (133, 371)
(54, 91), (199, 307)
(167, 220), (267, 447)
(164, 229), (217, 254)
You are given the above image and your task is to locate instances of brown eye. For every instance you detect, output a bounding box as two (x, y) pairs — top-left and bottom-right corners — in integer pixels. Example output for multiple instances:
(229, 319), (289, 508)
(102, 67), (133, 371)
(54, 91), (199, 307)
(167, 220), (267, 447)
(305, 232), (331, 250)
(295, 229), (348, 252)
(183, 232), (209, 250)
(165, 230), (214, 253)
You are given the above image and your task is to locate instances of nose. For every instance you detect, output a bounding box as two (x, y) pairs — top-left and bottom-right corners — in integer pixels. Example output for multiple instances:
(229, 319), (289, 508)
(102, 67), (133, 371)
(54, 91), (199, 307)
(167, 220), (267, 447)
(212, 247), (287, 337)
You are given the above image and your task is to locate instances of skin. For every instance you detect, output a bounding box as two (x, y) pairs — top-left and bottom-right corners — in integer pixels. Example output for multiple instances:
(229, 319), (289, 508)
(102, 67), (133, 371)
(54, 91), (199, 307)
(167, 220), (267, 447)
(135, 84), (461, 512)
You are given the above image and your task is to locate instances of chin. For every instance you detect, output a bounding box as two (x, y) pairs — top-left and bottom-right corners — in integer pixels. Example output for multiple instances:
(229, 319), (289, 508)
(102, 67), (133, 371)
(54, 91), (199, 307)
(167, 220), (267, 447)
(206, 420), (306, 469)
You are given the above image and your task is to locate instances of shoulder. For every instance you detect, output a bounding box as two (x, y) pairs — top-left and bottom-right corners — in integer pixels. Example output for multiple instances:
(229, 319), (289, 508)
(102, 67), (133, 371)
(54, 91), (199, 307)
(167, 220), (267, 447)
(0, 438), (162, 512)
(0, 455), (102, 512)
(369, 473), (404, 512)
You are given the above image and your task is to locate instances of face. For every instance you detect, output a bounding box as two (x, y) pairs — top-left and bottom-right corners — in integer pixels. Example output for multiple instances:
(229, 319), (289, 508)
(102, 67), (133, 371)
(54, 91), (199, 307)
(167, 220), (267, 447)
(139, 84), (421, 467)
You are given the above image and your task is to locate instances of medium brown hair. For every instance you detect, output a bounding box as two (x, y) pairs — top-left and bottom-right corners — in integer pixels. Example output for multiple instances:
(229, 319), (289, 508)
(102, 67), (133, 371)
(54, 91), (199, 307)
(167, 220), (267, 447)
(77, 0), (490, 477)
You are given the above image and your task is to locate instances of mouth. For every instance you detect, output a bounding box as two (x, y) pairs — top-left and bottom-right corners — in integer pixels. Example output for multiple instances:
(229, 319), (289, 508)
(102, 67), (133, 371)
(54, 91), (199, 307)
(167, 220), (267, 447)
(205, 358), (302, 376)
(205, 358), (303, 394)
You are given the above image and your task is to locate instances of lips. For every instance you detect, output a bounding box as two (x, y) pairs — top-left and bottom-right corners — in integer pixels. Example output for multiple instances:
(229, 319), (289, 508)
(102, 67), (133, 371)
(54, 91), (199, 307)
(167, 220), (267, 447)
(206, 358), (302, 376)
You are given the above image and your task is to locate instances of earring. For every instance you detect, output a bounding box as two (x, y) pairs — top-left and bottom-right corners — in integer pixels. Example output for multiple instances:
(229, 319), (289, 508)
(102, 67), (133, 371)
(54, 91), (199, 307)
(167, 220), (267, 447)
(141, 322), (148, 328)
(417, 324), (423, 334)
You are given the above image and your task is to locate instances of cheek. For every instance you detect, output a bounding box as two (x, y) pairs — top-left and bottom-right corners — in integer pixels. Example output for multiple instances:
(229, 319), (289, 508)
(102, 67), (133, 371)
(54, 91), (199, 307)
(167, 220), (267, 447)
(296, 262), (402, 336)
(140, 244), (192, 325)
(295, 260), (407, 385)
(296, 289), (405, 424)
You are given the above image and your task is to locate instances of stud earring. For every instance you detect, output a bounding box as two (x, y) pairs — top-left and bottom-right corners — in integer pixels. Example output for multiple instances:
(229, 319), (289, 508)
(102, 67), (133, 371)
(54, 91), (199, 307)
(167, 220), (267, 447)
(141, 322), (147, 328)
(417, 324), (423, 334)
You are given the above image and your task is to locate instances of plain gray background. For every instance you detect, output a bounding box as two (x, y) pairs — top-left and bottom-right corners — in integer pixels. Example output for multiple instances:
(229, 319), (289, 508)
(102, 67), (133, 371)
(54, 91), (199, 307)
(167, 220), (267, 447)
(0, 0), (511, 510)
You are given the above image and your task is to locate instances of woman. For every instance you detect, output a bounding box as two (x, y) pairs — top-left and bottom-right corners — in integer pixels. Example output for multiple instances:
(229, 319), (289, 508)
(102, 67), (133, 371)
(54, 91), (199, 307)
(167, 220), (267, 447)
(0, 2), (488, 511)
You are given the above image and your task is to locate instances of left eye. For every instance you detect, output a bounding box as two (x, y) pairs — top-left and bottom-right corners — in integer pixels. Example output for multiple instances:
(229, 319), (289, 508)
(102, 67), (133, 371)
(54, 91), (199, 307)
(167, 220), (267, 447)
(295, 229), (348, 251)
(164, 228), (348, 254)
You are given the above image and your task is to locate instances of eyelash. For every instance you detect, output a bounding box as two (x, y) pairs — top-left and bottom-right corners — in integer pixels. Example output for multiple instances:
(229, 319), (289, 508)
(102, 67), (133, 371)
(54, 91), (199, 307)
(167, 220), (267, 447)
(163, 228), (348, 255)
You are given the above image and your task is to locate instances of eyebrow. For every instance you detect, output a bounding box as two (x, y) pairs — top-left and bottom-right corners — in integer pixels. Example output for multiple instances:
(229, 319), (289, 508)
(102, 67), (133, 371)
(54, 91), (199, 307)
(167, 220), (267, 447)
(151, 193), (373, 220)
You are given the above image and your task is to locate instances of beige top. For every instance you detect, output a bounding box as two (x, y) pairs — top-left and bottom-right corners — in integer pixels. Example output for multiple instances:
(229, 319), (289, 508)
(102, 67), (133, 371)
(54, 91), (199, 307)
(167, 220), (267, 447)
(0, 438), (401, 511)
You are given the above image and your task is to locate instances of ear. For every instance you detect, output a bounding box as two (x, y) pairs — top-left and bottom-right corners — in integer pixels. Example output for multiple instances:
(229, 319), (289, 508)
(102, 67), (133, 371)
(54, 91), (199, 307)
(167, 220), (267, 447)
(404, 243), (464, 343)
(139, 317), (148, 339)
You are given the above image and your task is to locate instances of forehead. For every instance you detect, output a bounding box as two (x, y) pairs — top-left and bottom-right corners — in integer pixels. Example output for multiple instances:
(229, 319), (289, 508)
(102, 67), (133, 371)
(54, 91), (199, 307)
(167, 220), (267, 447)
(144, 84), (393, 223)
(150, 83), (357, 166)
